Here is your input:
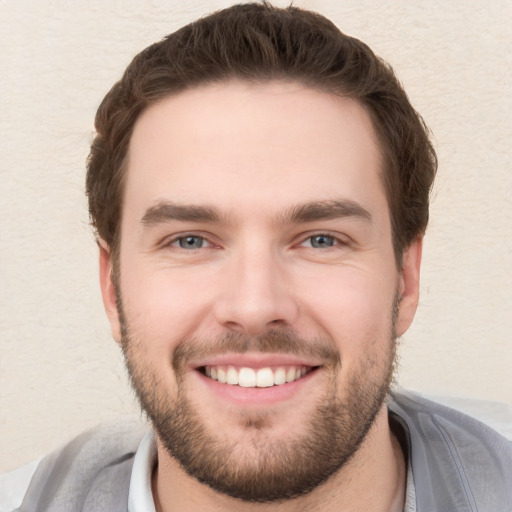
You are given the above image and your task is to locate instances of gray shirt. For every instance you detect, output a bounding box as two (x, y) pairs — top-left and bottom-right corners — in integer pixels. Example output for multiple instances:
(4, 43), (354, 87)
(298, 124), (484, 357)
(2, 390), (511, 511)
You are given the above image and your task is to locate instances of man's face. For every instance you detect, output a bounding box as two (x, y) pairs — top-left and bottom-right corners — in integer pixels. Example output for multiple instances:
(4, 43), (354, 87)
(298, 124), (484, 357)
(100, 81), (420, 502)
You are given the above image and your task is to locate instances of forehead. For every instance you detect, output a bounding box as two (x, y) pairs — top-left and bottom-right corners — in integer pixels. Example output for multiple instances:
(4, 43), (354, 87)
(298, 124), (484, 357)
(124, 80), (386, 222)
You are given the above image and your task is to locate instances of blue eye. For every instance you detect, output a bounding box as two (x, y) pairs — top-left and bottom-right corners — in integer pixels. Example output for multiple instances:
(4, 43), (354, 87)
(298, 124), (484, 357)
(177, 236), (206, 249)
(308, 234), (335, 248)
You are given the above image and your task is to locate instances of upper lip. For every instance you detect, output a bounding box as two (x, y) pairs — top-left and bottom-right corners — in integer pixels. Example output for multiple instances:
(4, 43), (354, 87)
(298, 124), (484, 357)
(191, 352), (323, 370)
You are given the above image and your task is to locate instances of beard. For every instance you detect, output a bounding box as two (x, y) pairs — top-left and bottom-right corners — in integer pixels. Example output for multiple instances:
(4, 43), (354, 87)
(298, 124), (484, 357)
(118, 297), (399, 503)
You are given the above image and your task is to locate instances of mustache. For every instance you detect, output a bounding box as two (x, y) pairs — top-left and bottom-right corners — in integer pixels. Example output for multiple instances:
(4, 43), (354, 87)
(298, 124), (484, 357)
(172, 329), (341, 373)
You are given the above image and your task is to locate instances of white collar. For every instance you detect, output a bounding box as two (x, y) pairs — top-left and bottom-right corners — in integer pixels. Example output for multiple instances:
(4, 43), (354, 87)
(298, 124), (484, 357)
(128, 430), (157, 512)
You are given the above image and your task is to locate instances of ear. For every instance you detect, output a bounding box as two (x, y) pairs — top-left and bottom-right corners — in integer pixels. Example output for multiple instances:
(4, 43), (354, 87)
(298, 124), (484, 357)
(395, 237), (423, 337)
(99, 241), (122, 344)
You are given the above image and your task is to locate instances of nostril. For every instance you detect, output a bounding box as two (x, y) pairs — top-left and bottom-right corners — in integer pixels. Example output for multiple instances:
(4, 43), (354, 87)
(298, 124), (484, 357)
(269, 319), (287, 326)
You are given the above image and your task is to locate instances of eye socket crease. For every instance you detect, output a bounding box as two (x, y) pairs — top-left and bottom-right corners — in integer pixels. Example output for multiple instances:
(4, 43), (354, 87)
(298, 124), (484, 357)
(143, 199), (370, 254)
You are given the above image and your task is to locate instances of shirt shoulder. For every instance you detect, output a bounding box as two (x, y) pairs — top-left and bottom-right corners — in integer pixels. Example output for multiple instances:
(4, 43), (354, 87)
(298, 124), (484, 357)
(414, 392), (512, 442)
(0, 421), (149, 512)
(389, 388), (512, 511)
(0, 458), (41, 512)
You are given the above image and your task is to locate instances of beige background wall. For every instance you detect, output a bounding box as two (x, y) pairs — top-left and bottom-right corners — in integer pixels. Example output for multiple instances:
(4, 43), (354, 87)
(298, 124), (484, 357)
(1, 0), (511, 473)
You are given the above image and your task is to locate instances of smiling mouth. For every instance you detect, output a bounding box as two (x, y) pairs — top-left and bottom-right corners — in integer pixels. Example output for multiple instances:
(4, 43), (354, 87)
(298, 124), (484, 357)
(199, 365), (318, 388)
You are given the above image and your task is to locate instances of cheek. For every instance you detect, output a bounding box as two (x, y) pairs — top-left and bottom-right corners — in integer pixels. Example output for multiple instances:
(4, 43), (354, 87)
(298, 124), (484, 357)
(297, 267), (397, 350)
(119, 264), (215, 349)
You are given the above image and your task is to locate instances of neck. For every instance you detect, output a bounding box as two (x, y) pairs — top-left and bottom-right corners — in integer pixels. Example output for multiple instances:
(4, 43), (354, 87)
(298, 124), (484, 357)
(152, 405), (406, 512)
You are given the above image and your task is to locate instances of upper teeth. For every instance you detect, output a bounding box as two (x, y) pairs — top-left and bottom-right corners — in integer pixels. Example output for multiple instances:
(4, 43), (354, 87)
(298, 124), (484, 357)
(204, 365), (310, 388)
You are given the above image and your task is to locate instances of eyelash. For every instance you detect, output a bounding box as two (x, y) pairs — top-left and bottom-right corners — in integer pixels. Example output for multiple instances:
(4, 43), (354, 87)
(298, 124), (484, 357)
(165, 234), (214, 250)
(299, 232), (350, 249)
(163, 231), (350, 252)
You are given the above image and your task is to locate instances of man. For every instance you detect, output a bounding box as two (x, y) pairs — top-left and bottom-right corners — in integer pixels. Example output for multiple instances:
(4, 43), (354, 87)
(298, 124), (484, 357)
(2, 3), (511, 511)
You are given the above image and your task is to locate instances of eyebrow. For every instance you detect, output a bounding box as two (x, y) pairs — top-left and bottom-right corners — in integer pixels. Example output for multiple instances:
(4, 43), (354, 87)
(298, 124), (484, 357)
(280, 200), (372, 224)
(141, 199), (372, 227)
(141, 202), (223, 226)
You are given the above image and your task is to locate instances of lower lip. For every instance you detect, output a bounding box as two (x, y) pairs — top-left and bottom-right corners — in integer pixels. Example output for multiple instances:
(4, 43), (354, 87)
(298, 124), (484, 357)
(194, 369), (319, 406)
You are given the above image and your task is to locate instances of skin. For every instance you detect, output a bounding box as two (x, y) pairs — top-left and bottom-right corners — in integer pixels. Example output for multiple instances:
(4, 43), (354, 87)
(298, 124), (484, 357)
(99, 80), (422, 511)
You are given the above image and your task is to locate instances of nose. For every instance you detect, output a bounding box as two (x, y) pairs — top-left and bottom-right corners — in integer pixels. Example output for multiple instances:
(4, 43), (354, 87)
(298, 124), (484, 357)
(213, 243), (299, 335)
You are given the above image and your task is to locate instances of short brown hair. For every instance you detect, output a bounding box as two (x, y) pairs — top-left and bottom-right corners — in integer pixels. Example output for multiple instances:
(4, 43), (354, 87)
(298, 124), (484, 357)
(86, 2), (436, 263)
